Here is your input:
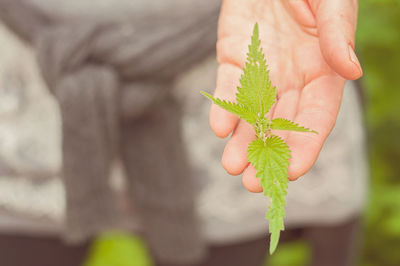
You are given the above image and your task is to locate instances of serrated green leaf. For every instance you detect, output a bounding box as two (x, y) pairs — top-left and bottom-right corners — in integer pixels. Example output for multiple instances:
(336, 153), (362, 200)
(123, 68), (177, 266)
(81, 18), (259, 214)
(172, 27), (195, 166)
(201, 91), (257, 125)
(201, 23), (317, 254)
(236, 23), (276, 118)
(271, 118), (318, 133)
(248, 136), (290, 254)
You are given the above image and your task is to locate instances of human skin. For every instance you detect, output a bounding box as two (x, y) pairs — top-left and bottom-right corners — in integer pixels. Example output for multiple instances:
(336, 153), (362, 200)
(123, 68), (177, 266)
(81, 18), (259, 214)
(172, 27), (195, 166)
(209, 0), (362, 192)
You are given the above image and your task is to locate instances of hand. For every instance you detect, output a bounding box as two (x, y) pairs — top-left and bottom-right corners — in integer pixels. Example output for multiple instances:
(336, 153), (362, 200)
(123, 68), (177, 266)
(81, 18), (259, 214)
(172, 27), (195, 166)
(210, 0), (362, 192)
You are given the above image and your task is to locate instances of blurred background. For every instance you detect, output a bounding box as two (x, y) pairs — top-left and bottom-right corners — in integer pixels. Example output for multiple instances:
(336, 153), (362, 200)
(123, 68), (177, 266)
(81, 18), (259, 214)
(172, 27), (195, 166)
(271, 0), (400, 265)
(272, 0), (400, 265)
(0, 0), (399, 266)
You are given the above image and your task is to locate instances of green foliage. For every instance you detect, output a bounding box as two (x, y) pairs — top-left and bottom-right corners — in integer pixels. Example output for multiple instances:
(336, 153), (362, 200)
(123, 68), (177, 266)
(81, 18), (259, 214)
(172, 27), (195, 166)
(248, 136), (290, 254)
(270, 118), (317, 133)
(202, 23), (315, 254)
(267, 241), (311, 266)
(201, 91), (257, 124)
(237, 24), (276, 118)
(83, 232), (153, 266)
(356, 1), (400, 265)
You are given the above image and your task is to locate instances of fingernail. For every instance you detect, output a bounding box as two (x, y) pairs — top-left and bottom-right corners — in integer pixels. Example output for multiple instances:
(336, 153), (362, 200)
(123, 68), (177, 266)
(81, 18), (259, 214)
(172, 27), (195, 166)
(348, 44), (363, 77)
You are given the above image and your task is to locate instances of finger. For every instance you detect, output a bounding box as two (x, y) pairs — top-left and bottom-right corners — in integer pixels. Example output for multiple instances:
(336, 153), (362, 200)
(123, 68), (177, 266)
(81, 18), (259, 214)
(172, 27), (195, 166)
(287, 0), (317, 28)
(242, 165), (263, 193)
(217, 35), (247, 68)
(218, 0), (253, 39)
(314, 0), (362, 80)
(286, 74), (345, 180)
(222, 119), (255, 175)
(210, 63), (242, 138)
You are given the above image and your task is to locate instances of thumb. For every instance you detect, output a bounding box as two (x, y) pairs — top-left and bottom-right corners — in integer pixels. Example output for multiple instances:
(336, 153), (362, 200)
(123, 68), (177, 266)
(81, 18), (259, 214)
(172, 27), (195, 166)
(314, 0), (362, 80)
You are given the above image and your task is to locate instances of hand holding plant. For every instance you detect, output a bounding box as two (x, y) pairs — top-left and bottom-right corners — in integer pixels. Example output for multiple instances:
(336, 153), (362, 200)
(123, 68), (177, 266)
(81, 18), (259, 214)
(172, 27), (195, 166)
(211, 0), (361, 190)
(204, 0), (362, 253)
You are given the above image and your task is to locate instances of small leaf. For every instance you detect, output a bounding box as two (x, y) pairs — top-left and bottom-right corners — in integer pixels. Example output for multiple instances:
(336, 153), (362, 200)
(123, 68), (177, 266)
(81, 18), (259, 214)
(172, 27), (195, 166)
(236, 23), (276, 117)
(271, 118), (318, 134)
(248, 135), (291, 254)
(201, 91), (257, 125)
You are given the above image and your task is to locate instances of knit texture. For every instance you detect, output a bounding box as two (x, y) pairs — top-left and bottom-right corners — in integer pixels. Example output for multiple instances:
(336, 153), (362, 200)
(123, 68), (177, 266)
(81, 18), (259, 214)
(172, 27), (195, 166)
(0, 0), (219, 263)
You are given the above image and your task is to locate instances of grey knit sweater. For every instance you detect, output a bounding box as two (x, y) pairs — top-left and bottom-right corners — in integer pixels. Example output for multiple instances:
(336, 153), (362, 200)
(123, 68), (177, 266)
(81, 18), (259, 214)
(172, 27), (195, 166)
(0, 0), (220, 263)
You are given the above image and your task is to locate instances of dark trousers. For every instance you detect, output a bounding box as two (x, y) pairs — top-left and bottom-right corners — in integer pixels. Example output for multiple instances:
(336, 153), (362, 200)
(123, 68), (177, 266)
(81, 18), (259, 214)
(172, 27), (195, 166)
(0, 234), (89, 266)
(157, 217), (361, 266)
(0, 217), (360, 266)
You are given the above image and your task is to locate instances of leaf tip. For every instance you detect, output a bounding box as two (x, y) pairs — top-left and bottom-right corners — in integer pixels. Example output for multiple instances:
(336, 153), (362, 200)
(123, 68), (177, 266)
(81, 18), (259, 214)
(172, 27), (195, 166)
(253, 22), (258, 35)
(253, 23), (259, 38)
(200, 91), (213, 100)
(269, 241), (278, 255)
(269, 227), (281, 255)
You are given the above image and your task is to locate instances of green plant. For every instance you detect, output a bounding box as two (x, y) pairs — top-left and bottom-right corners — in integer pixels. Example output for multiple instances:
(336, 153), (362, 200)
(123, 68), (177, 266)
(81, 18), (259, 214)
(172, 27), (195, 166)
(267, 240), (311, 266)
(356, 1), (400, 265)
(201, 23), (316, 254)
(83, 232), (153, 266)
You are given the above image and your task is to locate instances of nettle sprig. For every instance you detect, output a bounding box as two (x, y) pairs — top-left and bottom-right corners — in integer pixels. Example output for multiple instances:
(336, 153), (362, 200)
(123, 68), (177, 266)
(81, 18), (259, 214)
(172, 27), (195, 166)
(201, 23), (316, 254)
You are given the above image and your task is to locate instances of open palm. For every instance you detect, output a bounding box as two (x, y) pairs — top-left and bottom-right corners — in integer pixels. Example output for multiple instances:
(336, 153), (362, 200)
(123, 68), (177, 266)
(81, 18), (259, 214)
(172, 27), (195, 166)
(209, 0), (362, 192)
